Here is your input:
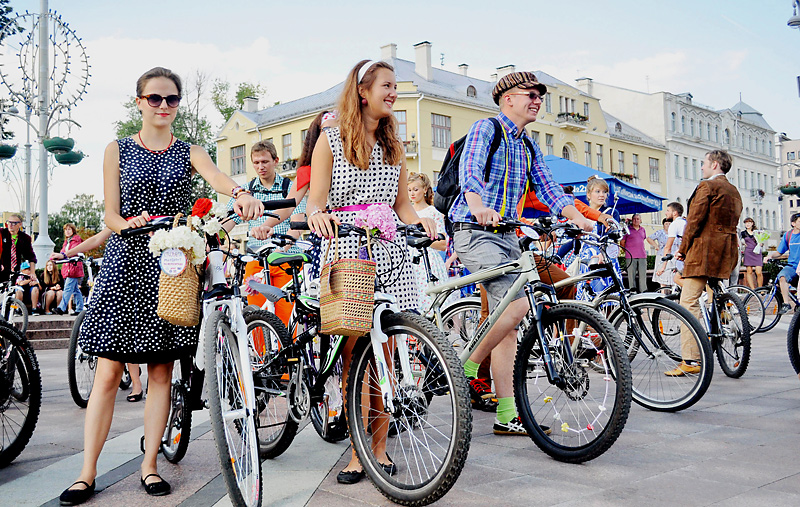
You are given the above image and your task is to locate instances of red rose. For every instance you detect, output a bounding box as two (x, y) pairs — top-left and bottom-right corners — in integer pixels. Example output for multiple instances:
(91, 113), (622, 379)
(192, 198), (213, 217)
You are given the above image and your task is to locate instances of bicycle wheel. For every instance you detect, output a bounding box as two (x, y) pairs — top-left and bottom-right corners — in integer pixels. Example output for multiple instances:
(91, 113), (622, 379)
(755, 286), (782, 332)
(438, 297), (482, 350)
(0, 321), (41, 467)
(728, 285), (765, 333)
(308, 334), (348, 443)
(513, 303), (632, 463)
(609, 296), (713, 412)
(3, 298), (27, 335)
(119, 365), (132, 390)
(67, 311), (96, 408)
(346, 312), (471, 506)
(161, 357), (192, 463)
(245, 310), (298, 459)
(715, 292), (751, 378)
(205, 310), (262, 507)
(787, 311), (800, 374)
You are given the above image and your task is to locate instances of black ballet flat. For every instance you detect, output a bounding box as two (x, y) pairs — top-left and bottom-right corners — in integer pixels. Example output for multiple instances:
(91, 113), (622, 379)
(59, 480), (95, 506)
(336, 469), (365, 484)
(380, 454), (397, 476)
(141, 473), (171, 496)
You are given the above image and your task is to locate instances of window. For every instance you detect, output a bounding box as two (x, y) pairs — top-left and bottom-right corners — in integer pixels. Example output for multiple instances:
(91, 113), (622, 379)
(761, 139), (766, 154)
(584, 102), (590, 117)
(738, 169), (742, 187)
(671, 112), (676, 131)
(301, 129), (308, 146)
(750, 171), (755, 189)
(773, 211), (777, 230)
(559, 96), (565, 113)
(674, 154), (680, 178)
(749, 135), (753, 152)
(618, 151), (625, 172)
(571, 99), (576, 113)
(649, 157), (659, 182)
(690, 118), (695, 137)
(562, 146), (571, 161)
(431, 113), (451, 148)
(698, 121), (703, 138)
(466, 85), (476, 98)
(683, 157), (689, 179)
(545, 93), (552, 113)
(597, 144), (604, 171)
(770, 176), (774, 192)
(432, 171), (440, 186)
(758, 173), (762, 189)
(282, 133), (292, 161)
(230, 144), (246, 175)
(789, 152), (797, 161)
(691, 158), (697, 180)
(546, 134), (554, 156)
(632, 153), (639, 178)
(615, 122), (622, 133)
(585, 142), (592, 167)
(795, 168), (799, 178)
(707, 123), (711, 140)
(681, 115), (686, 133)
(530, 131), (539, 143)
(715, 125), (719, 143)
(393, 110), (407, 141)
(724, 128), (730, 144)
(769, 141), (773, 156)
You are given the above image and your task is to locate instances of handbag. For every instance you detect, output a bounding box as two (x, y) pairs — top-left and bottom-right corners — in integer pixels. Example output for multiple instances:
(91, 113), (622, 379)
(753, 244), (762, 255)
(156, 214), (202, 327)
(319, 225), (376, 336)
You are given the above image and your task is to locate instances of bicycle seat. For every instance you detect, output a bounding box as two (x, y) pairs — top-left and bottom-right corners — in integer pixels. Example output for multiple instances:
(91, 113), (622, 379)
(407, 235), (434, 249)
(247, 280), (286, 303)
(266, 252), (309, 267)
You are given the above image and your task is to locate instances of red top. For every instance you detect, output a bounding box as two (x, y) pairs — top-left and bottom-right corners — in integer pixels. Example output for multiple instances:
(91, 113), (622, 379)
(296, 165), (311, 191)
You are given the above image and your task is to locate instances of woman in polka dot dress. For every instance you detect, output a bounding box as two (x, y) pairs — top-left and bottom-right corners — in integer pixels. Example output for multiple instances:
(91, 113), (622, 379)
(59, 67), (262, 505)
(306, 60), (436, 484)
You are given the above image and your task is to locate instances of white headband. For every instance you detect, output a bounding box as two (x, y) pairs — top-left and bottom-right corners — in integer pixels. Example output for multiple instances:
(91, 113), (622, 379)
(357, 60), (378, 84)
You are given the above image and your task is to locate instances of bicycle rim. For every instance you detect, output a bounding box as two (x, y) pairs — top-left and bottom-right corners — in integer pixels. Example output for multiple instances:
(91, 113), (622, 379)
(438, 298), (482, 351)
(728, 285), (765, 333)
(786, 311), (800, 374)
(513, 303), (631, 463)
(611, 297), (713, 412)
(346, 312), (470, 506)
(4, 298), (27, 335)
(755, 286), (781, 332)
(715, 293), (751, 378)
(67, 311), (95, 408)
(205, 311), (262, 507)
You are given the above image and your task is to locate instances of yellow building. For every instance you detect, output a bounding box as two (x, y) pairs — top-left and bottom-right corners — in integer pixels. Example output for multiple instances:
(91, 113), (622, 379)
(215, 42), (667, 236)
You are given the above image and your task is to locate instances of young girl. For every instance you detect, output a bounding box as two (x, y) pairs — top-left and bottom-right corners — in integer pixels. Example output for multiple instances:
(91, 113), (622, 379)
(41, 259), (63, 314)
(55, 223), (84, 316)
(306, 60), (435, 484)
(59, 67), (262, 505)
(576, 176), (622, 300)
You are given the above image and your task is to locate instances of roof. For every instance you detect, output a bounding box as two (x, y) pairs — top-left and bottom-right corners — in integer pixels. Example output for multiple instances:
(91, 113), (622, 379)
(235, 82), (344, 129)
(604, 112), (665, 149)
(720, 101), (774, 131)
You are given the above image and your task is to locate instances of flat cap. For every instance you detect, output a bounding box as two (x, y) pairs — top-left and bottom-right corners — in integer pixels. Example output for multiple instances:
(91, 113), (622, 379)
(492, 71), (547, 105)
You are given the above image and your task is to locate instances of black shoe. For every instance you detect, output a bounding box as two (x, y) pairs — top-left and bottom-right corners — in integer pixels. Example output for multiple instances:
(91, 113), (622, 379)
(59, 480), (95, 506)
(53, 308), (64, 315)
(127, 391), (144, 402)
(141, 474), (171, 496)
(467, 377), (498, 412)
(380, 454), (397, 476)
(70, 311), (81, 316)
(336, 469), (365, 484)
(780, 304), (792, 315)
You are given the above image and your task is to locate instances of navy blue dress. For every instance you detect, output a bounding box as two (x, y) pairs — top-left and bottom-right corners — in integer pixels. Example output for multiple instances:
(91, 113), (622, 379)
(78, 138), (198, 363)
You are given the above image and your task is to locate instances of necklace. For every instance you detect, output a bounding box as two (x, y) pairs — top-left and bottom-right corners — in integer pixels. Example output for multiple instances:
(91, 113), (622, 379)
(138, 132), (174, 154)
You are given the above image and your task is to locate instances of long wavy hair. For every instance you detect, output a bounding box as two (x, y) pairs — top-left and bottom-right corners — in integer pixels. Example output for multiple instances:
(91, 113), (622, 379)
(337, 60), (403, 170)
(298, 110), (328, 167)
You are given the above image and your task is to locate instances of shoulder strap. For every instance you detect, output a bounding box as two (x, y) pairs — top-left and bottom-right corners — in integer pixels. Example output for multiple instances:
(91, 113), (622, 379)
(281, 176), (291, 197)
(247, 177), (259, 192)
(483, 117), (503, 182)
(786, 230), (792, 245)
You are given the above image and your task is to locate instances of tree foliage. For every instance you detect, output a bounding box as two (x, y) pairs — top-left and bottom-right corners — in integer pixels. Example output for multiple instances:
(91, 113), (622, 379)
(49, 193), (104, 252)
(211, 80), (266, 123)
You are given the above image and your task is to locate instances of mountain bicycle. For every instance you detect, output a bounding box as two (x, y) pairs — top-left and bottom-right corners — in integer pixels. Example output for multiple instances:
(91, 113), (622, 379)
(0, 271), (27, 334)
(246, 220), (471, 506)
(425, 217), (632, 463)
(755, 259), (799, 332)
(0, 318), (41, 467)
(726, 284), (765, 333)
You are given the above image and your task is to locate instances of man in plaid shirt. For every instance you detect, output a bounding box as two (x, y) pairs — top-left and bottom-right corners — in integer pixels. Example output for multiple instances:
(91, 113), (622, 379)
(449, 71), (593, 435)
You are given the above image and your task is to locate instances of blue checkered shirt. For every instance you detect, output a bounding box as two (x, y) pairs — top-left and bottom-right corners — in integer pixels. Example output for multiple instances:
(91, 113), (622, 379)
(227, 175), (292, 249)
(449, 112), (572, 222)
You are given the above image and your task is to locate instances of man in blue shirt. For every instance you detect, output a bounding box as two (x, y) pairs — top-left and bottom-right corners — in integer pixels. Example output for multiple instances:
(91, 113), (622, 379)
(767, 212), (800, 314)
(450, 71), (592, 435)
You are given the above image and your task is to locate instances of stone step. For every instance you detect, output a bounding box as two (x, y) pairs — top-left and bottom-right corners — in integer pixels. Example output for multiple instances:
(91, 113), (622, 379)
(28, 337), (70, 350)
(27, 327), (73, 340)
(26, 316), (77, 330)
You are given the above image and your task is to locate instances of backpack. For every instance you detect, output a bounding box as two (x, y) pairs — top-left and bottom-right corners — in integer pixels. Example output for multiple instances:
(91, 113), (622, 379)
(247, 175), (291, 197)
(433, 118), (535, 223)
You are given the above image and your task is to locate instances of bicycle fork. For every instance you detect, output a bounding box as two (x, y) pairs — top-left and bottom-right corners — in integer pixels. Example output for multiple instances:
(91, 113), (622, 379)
(525, 284), (568, 389)
(368, 294), (406, 415)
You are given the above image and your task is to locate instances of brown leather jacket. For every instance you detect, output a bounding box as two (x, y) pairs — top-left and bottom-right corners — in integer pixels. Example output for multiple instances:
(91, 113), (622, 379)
(678, 175), (743, 279)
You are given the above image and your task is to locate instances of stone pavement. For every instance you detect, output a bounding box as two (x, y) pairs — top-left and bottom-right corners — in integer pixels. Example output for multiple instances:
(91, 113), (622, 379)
(3, 319), (800, 506)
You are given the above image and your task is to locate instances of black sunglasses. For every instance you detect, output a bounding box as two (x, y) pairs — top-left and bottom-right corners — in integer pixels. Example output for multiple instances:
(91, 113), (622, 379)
(506, 91), (545, 102)
(139, 94), (181, 108)
(6, 220), (21, 225)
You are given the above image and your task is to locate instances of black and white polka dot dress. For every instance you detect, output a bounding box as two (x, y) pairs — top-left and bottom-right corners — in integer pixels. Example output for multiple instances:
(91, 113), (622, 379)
(78, 137), (197, 364)
(321, 127), (417, 311)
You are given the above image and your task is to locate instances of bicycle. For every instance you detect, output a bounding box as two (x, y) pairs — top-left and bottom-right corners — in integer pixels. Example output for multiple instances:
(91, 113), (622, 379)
(755, 259), (799, 332)
(726, 284), (766, 333)
(662, 255), (751, 378)
(425, 217), (632, 463)
(0, 318), (42, 467)
(0, 270), (28, 333)
(247, 220), (471, 505)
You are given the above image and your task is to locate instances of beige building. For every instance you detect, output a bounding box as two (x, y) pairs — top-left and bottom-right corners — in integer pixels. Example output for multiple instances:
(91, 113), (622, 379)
(777, 135), (800, 230)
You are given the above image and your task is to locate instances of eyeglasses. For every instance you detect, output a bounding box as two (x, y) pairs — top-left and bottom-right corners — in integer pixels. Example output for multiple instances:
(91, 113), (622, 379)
(139, 94), (181, 108)
(507, 91), (545, 102)
(6, 220), (20, 225)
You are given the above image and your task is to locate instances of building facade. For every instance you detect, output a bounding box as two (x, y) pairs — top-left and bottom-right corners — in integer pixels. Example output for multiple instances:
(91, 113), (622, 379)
(778, 136), (800, 229)
(577, 79), (780, 241)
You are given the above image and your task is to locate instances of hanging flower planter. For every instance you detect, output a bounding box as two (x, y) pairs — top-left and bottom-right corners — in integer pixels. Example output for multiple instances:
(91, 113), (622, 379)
(779, 185), (800, 195)
(43, 136), (75, 154)
(55, 150), (84, 165)
(0, 144), (17, 159)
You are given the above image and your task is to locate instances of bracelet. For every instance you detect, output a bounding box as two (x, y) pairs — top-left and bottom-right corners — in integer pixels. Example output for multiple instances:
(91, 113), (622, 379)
(309, 209), (327, 218)
(231, 186), (252, 200)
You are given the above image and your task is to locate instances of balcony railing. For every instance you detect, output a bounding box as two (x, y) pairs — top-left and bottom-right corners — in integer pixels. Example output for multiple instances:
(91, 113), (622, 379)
(403, 140), (418, 158)
(555, 112), (588, 131)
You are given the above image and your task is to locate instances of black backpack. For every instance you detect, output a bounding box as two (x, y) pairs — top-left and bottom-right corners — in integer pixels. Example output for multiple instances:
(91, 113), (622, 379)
(247, 174), (291, 197)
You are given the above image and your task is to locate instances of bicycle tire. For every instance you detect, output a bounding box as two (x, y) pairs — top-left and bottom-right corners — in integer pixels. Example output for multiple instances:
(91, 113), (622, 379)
(205, 310), (262, 507)
(714, 292), (751, 378)
(0, 321), (42, 468)
(3, 298), (28, 335)
(755, 286), (782, 332)
(609, 296), (713, 412)
(346, 312), (471, 506)
(438, 297), (482, 351)
(161, 357), (192, 463)
(308, 334), (348, 443)
(67, 311), (95, 408)
(245, 310), (298, 459)
(513, 303), (632, 463)
(728, 285), (765, 333)
(786, 311), (800, 374)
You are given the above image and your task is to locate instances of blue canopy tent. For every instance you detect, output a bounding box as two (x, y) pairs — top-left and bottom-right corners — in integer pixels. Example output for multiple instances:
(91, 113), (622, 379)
(542, 155), (665, 216)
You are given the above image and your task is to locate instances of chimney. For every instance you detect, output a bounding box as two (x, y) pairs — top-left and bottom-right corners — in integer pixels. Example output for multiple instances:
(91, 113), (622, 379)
(413, 41), (433, 81)
(381, 43), (397, 61)
(490, 73), (497, 82)
(576, 77), (593, 96)
(496, 65), (516, 80)
(242, 96), (258, 113)
(458, 63), (469, 76)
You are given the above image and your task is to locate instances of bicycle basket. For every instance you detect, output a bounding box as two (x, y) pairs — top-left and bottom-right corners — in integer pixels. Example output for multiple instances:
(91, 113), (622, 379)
(156, 214), (202, 327)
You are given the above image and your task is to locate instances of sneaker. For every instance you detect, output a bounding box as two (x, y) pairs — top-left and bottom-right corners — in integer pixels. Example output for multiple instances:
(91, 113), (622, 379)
(467, 377), (498, 412)
(53, 308), (64, 315)
(493, 416), (551, 436)
(780, 304), (792, 315)
(664, 361), (702, 376)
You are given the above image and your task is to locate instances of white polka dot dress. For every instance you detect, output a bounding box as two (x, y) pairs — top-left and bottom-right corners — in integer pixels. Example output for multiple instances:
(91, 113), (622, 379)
(78, 138), (198, 363)
(321, 127), (417, 311)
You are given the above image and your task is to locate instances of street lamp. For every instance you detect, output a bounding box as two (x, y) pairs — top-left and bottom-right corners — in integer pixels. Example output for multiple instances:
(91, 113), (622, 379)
(790, 0), (800, 28)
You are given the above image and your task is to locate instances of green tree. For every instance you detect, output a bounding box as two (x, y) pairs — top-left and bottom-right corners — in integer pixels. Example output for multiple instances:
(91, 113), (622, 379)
(211, 80), (266, 123)
(49, 193), (104, 251)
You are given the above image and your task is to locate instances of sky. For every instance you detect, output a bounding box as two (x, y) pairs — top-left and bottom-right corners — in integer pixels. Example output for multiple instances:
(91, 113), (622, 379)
(1, 0), (799, 216)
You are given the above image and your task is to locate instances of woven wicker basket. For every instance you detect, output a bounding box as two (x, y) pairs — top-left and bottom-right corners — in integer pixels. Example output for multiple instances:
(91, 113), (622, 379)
(156, 214), (202, 327)
(319, 227), (376, 336)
